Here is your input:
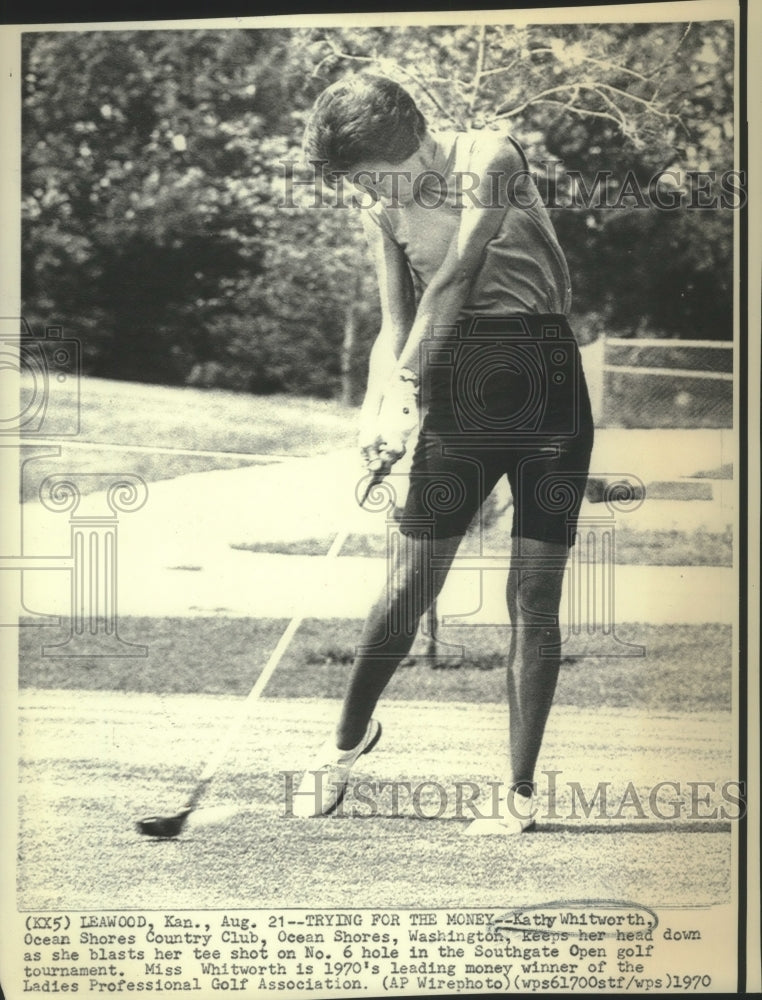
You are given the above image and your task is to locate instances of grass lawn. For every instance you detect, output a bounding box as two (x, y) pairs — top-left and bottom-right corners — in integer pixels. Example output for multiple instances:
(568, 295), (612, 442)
(233, 522), (733, 566)
(18, 691), (734, 912)
(20, 375), (357, 500)
(18, 376), (733, 566)
(19, 617), (731, 713)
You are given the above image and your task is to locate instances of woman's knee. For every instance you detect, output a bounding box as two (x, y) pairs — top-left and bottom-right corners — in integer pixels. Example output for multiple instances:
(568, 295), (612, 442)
(511, 569), (564, 624)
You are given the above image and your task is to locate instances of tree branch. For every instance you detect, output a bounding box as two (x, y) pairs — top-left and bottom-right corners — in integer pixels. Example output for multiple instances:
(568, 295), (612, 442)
(593, 80), (677, 119)
(591, 85), (628, 126)
(526, 45), (652, 85)
(493, 82), (583, 119)
(478, 59), (519, 80)
(467, 24), (487, 124)
(489, 96), (625, 130)
(539, 100), (626, 127)
(641, 22), (693, 80)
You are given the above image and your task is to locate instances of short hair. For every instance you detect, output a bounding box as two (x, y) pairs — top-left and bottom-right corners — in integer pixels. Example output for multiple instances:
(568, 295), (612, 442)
(303, 74), (427, 186)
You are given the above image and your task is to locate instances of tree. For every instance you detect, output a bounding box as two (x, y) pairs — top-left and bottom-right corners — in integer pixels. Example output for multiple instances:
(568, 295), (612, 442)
(24, 31), (283, 380)
(297, 20), (736, 340)
(21, 19), (736, 395)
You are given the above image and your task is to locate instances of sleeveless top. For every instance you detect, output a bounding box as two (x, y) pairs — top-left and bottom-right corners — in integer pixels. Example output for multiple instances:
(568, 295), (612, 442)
(363, 130), (572, 318)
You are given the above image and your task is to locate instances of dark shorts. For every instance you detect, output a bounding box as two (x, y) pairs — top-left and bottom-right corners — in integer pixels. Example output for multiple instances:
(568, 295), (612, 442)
(399, 314), (595, 547)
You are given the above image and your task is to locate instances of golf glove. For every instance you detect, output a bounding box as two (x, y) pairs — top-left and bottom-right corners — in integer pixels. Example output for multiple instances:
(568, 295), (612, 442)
(361, 370), (419, 472)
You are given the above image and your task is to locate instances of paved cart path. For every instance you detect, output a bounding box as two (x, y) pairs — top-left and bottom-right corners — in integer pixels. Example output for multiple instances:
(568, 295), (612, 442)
(16, 431), (735, 625)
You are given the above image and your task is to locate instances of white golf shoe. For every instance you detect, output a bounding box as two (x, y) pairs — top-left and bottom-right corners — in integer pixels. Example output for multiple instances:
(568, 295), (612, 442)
(464, 786), (537, 835)
(292, 719), (382, 818)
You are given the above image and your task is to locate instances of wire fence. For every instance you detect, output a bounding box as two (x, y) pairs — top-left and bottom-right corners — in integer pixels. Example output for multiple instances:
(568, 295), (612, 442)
(581, 337), (733, 429)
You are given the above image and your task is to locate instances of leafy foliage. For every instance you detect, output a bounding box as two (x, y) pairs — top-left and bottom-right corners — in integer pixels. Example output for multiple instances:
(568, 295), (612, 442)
(22, 20), (736, 394)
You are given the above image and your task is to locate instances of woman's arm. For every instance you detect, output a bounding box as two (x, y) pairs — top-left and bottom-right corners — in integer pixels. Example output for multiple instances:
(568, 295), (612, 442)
(359, 212), (417, 466)
(395, 131), (525, 376)
(367, 132), (526, 468)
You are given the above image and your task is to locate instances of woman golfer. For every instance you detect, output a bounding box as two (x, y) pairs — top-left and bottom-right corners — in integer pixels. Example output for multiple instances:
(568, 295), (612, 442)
(295, 74), (594, 833)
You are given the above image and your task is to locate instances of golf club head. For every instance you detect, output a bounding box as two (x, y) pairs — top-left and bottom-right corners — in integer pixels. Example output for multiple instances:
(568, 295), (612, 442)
(135, 807), (191, 839)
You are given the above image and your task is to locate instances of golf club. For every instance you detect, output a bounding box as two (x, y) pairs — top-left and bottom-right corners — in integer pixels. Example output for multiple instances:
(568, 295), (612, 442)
(359, 463), (388, 507)
(136, 467), (387, 838)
